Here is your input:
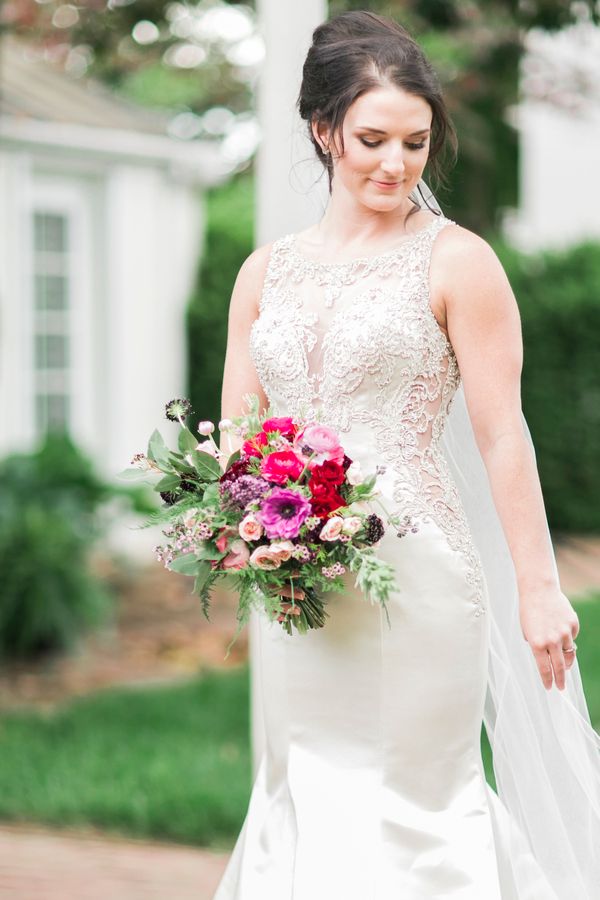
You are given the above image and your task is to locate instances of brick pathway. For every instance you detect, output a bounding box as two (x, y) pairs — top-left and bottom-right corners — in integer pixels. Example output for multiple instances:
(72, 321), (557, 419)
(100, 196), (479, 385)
(0, 823), (230, 899)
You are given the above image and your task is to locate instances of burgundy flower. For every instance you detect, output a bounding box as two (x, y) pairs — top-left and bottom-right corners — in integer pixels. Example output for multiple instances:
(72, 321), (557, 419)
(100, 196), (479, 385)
(310, 459), (345, 485)
(220, 456), (252, 489)
(308, 477), (346, 518)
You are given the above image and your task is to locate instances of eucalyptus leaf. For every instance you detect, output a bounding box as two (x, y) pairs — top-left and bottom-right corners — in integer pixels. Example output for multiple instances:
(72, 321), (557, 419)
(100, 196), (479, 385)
(168, 453), (197, 476)
(195, 544), (221, 561)
(193, 559), (213, 591)
(117, 468), (149, 481)
(148, 430), (172, 469)
(168, 553), (201, 576)
(178, 427), (198, 454)
(190, 450), (221, 480)
(225, 449), (241, 470)
(155, 474), (181, 492)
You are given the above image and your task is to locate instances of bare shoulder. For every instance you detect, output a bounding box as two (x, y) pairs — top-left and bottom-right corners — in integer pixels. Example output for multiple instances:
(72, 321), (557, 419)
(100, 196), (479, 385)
(235, 240), (276, 288)
(435, 222), (508, 279)
(432, 221), (513, 305)
(229, 240), (277, 320)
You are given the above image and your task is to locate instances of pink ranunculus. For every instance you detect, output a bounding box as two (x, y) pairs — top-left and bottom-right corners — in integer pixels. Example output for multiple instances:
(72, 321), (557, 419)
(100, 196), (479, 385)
(341, 515), (363, 536)
(262, 416), (296, 438)
(260, 450), (305, 485)
(249, 545), (282, 570)
(295, 423), (344, 465)
(239, 513), (264, 542)
(269, 540), (295, 562)
(216, 525), (237, 553)
(319, 516), (345, 541)
(222, 539), (250, 570)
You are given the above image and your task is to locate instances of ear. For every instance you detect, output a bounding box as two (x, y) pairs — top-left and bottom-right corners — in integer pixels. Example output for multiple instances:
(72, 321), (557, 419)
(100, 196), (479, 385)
(310, 116), (331, 154)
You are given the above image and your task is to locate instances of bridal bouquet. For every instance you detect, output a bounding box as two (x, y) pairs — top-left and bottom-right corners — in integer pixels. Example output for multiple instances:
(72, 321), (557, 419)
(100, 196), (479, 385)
(123, 394), (399, 652)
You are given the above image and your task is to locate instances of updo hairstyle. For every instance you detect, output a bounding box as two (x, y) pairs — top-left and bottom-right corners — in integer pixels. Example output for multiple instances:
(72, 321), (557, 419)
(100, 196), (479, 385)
(297, 11), (457, 212)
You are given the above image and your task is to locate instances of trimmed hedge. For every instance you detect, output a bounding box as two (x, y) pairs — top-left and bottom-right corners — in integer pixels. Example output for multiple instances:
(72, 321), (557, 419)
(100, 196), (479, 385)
(186, 180), (600, 532)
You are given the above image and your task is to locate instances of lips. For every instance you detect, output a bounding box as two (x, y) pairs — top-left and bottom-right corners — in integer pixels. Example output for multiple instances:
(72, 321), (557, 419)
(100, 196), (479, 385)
(371, 179), (401, 187)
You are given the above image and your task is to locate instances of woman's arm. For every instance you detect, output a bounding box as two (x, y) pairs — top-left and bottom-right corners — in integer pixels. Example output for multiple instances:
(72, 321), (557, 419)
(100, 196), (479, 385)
(219, 241), (303, 602)
(220, 242), (273, 457)
(430, 226), (579, 692)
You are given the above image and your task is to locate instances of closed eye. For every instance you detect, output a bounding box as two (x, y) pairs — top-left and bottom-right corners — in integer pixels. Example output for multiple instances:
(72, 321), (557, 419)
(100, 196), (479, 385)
(360, 138), (426, 151)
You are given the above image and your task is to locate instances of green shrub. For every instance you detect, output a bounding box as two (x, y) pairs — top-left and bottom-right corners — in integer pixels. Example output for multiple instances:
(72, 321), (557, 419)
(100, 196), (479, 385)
(0, 434), (140, 661)
(186, 172), (254, 431)
(492, 239), (600, 532)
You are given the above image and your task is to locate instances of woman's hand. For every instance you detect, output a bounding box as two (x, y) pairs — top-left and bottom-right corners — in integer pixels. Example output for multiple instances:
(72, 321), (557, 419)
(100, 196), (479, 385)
(266, 571), (305, 620)
(519, 585), (580, 691)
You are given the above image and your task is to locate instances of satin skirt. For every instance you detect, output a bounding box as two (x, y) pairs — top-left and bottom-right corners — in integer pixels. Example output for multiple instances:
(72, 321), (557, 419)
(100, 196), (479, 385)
(213, 517), (559, 900)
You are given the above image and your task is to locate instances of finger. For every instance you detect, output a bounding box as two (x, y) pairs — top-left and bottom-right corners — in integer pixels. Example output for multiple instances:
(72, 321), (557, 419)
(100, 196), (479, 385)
(533, 648), (554, 691)
(548, 642), (566, 691)
(279, 586), (305, 600)
(564, 645), (577, 669)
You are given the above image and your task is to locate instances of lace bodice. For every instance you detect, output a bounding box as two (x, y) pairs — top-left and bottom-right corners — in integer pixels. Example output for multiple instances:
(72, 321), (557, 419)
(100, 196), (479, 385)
(249, 213), (485, 615)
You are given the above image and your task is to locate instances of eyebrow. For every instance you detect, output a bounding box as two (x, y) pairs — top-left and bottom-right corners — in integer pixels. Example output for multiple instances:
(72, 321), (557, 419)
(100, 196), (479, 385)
(356, 126), (431, 137)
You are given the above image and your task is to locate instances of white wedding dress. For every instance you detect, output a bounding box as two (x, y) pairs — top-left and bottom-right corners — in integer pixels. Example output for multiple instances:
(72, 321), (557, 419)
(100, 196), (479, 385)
(213, 212), (600, 899)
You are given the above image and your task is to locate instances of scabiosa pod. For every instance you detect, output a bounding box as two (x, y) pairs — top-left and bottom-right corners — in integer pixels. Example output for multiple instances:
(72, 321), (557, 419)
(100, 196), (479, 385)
(165, 398), (193, 425)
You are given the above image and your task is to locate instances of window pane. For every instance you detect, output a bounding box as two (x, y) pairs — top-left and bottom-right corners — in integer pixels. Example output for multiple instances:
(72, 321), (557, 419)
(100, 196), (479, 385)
(35, 394), (69, 433)
(34, 213), (68, 253)
(35, 334), (69, 369)
(35, 274), (68, 311)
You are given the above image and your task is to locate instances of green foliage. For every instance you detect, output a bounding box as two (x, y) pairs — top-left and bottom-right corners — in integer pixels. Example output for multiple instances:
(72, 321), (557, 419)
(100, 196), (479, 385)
(0, 666), (251, 849)
(186, 173), (254, 429)
(491, 238), (600, 532)
(0, 435), (143, 661)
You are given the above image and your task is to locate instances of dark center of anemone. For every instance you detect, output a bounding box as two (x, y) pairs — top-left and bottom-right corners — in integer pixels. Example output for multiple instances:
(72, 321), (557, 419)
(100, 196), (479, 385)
(279, 502), (296, 518)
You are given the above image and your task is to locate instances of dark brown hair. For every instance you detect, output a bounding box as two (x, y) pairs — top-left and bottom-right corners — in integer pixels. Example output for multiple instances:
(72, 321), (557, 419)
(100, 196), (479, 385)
(297, 11), (457, 214)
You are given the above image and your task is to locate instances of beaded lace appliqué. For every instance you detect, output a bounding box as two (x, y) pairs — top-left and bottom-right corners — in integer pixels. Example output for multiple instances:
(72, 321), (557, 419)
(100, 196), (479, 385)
(249, 217), (486, 616)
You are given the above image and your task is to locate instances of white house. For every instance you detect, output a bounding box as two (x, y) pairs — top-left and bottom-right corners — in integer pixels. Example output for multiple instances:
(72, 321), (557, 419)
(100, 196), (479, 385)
(0, 35), (231, 552)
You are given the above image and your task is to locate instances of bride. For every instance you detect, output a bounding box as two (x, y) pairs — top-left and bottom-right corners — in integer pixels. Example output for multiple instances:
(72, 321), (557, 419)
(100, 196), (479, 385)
(214, 10), (600, 899)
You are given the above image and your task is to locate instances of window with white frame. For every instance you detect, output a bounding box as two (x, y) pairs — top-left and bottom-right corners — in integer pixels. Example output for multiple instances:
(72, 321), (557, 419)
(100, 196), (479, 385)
(33, 211), (71, 435)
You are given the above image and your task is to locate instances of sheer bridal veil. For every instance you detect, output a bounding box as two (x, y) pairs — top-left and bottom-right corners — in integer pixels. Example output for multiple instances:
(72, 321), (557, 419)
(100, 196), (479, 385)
(418, 178), (600, 898)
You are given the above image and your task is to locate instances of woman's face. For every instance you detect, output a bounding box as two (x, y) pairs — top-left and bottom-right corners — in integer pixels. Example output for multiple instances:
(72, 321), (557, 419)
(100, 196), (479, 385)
(314, 84), (432, 211)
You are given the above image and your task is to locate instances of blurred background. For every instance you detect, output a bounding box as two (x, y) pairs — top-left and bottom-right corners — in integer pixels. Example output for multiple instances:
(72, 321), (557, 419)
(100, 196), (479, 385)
(1, 1), (600, 897)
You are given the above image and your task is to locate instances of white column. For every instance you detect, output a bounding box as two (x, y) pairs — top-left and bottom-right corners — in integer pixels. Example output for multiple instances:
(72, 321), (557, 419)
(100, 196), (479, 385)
(0, 151), (35, 453)
(250, 0), (328, 775)
(103, 165), (203, 557)
(256, 0), (328, 245)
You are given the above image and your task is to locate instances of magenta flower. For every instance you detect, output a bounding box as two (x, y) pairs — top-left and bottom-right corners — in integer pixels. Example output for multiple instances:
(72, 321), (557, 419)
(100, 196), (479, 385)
(258, 487), (312, 539)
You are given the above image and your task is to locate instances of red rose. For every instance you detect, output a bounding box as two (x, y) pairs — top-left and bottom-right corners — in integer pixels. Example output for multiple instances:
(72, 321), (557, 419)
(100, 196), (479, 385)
(262, 416), (297, 439)
(310, 460), (345, 485)
(308, 476), (345, 517)
(242, 430), (269, 458)
(260, 450), (304, 484)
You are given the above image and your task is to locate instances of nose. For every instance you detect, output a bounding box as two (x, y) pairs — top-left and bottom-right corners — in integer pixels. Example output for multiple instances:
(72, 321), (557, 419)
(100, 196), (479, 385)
(380, 145), (405, 178)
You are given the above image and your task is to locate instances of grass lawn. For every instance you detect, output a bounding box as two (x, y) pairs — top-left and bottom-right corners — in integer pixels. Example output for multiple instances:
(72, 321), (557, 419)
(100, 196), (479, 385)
(0, 666), (251, 850)
(0, 597), (598, 849)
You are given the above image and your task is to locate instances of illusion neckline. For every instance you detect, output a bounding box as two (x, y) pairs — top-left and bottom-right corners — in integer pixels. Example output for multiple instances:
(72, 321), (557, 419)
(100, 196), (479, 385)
(286, 214), (448, 269)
